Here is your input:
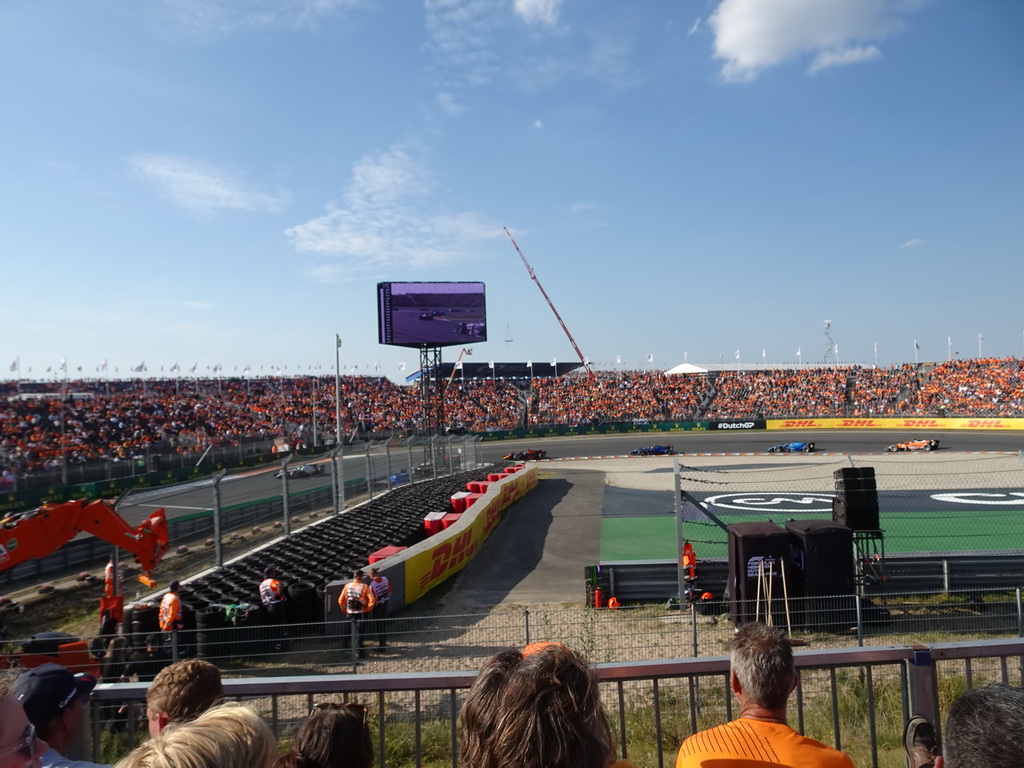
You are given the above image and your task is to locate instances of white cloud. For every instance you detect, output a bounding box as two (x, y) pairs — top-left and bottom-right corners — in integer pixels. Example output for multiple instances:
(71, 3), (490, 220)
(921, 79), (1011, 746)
(436, 91), (465, 115)
(161, 0), (360, 37)
(285, 145), (503, 276)
(513, 0), (563, 26)
(533, 119), (544, 129)
(809, 45), (881, 73)
(709, 0), (916, 81)
(900, 238), (927, 248)
(129, 154), (288, 215)
(424, 0), (502, 90)
(570, 201), (596, 214)
(688, 17), (701, 36)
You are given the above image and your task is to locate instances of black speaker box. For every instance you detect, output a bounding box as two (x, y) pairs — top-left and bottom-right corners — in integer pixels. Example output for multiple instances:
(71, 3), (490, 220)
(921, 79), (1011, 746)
(786, 520), (853, 596)
(727, 521), (795, 627)
(786, 519), (856, 631)
(832, 498), (880, 531)
(833, 467), (875, 482)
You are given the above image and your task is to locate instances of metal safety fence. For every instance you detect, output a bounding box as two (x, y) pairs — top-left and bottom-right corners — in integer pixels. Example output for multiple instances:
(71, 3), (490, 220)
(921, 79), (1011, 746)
(43, 588), (1024, 684)
(87, 637), (1024, 768)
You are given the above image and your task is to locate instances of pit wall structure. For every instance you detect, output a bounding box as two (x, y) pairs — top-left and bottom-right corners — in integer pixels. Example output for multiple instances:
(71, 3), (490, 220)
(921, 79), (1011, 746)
(323, 466), (538, 622)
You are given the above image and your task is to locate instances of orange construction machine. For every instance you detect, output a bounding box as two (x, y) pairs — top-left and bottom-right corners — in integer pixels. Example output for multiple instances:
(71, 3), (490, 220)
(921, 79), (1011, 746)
(1, 499), (169, 615)
(0, 499), (168, 580)
(0, 499), (169, 675)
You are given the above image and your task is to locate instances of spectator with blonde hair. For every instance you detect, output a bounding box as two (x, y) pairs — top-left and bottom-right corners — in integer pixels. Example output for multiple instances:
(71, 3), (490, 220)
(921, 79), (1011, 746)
(459, 642), (638, 768)
(116, 702), (274, 768)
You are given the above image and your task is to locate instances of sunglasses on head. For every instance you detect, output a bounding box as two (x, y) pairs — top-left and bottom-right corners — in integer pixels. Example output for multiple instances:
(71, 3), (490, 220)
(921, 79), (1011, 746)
(0, 723), (37, 761)
(310, 702), (368, 723)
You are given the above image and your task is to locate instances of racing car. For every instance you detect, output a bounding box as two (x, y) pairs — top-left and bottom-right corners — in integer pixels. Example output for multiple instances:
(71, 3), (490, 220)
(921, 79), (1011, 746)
(503, 449), (547, 461)
(274, 464), (325, 479)
(629, 445), (677, 456)
(885, 439), (939, 452)
(768, 441), (815, 453)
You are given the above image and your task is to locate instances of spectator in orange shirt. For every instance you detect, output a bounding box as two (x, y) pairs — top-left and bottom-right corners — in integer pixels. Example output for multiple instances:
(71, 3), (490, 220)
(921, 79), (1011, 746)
(676, 622), (854, 768)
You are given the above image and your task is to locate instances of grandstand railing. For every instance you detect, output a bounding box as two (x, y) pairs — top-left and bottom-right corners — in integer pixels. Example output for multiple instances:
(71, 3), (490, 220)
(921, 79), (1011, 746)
(88, 637), (1024, 768)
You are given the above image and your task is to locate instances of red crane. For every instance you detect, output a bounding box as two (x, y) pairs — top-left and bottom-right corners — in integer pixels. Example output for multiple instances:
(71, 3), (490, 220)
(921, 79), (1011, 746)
(504, 227), (595, 380)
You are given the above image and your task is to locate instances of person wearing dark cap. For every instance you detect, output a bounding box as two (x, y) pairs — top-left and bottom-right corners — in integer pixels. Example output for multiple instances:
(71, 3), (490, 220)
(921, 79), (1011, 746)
(259, 567), (288, 653)
(12, 663), (106, 768)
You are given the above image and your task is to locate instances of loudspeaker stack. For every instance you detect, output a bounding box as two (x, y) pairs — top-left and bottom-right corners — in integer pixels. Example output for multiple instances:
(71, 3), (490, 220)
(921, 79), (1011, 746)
(831, 467), (879, 531)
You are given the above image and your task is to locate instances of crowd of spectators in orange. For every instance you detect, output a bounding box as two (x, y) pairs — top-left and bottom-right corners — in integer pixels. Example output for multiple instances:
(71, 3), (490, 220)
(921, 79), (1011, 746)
(2, 358), (1023, 477)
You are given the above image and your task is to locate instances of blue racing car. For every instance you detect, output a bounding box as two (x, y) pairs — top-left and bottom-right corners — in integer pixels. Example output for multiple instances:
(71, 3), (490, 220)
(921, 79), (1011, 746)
(768, 441), (815, 453)
(630, 445), (677, 456)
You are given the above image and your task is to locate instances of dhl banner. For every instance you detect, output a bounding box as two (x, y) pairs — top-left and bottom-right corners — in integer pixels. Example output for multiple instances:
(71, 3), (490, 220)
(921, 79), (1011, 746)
(768, 417), (1024, 431)
(404, 467), (539, 603)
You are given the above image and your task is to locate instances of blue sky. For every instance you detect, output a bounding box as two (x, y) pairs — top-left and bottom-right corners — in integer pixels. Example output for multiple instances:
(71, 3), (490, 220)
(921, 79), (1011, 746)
(3, 0), (1022, 381)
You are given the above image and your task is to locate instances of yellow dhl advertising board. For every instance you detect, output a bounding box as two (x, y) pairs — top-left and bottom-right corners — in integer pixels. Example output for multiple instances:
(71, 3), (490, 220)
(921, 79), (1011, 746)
(768, 417), (1024, 431)
(405, 467), (538, 602)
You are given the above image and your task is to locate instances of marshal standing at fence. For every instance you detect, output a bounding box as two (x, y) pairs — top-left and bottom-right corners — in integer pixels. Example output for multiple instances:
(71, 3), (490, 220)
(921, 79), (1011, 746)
(260, 566), (288, 653)
(338, 569), (375, 659)
(676, 622), (854, 768)
(367, 566), (392, 652)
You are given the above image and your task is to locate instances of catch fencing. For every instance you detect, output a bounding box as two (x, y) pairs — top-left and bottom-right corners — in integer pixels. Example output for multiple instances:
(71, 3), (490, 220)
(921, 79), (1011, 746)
(66, 588), (1024, 681)
(0, 435), (483, 589)
(673, 452), (1024, 557)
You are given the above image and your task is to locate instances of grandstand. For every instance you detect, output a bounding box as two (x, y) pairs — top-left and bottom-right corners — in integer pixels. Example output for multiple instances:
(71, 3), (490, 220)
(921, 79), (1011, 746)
(3, 358), (1023, 484)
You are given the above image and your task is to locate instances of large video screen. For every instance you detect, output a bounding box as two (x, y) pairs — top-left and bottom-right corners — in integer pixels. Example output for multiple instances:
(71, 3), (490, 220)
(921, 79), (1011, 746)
(378, 281), (487, 348)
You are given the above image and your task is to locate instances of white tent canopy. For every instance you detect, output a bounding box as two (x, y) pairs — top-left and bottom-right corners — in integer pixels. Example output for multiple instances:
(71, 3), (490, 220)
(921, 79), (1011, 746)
(664, 361), (851, 375)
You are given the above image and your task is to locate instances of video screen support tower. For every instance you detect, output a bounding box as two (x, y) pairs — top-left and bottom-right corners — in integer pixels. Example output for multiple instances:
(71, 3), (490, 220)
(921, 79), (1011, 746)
(419, 346), (444, 436)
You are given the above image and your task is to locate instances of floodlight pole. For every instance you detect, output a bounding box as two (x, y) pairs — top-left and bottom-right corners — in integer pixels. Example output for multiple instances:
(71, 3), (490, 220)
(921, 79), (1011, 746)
(335, 335), (342, 444)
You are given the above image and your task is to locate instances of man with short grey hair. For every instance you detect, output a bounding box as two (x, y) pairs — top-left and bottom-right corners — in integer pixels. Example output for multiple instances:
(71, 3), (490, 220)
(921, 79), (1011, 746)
(676, 622), (854, 768)
(905, 683), (1024, 768)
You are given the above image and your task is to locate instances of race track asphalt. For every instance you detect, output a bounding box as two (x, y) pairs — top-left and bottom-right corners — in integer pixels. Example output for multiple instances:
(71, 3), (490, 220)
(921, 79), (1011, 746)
(440, 467), (604, 609)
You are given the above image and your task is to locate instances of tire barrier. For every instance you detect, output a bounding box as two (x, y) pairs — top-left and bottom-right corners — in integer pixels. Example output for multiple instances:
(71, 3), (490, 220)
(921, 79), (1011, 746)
(173, 465), (506, 653)
(195, 607), (227, 659)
